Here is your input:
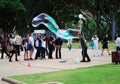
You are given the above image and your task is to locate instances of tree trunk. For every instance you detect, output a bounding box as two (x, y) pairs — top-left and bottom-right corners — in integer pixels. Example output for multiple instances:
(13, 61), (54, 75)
(112, 13), (117, 40)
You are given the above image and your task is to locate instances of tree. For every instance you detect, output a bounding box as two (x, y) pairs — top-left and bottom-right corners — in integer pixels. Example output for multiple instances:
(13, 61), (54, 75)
(0, 0), (26, 33)
(1, 0), (120, 40)
(83, 0), (120, 40)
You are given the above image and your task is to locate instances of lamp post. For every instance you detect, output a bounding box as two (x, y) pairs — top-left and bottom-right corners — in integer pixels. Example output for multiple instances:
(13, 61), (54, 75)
(27, 25), (30, 33)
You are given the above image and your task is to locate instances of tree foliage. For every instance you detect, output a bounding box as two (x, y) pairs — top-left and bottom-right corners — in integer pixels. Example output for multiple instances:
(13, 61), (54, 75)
(0, 0), (26, 33)
(0, 0), (120, 40)
(83, 0), (120, 40)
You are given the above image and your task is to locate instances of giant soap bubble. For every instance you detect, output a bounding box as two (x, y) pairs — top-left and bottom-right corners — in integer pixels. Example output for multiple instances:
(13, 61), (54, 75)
(32, 13), (78, 39)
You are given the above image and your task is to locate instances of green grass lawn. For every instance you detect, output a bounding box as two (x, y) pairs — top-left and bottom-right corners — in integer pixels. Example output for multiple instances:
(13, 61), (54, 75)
(11, 64), (120, 84)
(10, 41), (117, 84)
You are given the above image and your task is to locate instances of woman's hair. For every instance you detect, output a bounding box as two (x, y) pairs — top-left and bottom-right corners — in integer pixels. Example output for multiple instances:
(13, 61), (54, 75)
(118, 34), (120, 37)
(9, 34), (12, 38)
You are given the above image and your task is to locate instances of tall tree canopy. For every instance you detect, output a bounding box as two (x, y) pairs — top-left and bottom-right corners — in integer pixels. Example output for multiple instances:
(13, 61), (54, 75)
(0, 0), (26, 33)
(0, 0), (120, 40)
(83, 0), (120, 40)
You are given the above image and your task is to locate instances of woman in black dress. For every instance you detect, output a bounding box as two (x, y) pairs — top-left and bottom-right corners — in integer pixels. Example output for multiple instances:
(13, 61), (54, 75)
(101, 34), (111, 55)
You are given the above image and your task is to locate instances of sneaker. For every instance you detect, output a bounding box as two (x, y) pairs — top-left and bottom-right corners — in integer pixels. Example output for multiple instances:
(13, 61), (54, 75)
(80, 60), (86, 62)
(27, 58), (30, 60)
(16, 59), (19, 61)
(0, 57), (3, 59)
(9, 60), (13, 62)
(24, 59), (27, 61)
(30, 58), (33, 60)
(35, 58), (37, 60)
(86, 60), (91, 62)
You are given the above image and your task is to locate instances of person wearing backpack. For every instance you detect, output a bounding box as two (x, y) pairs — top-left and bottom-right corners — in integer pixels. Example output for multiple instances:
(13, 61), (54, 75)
(34, 33), (42, 60)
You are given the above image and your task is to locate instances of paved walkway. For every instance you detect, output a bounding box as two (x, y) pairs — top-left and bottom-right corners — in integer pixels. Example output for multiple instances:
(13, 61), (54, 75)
(0, 48), (112, 83)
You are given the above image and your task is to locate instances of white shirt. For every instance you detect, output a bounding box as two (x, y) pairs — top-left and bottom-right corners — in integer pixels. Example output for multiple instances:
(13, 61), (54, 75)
(115, 37), (120, 47)
(29, 36), (34, 46)
(67, 39), (72, 45)
(35, 40), (39, 47)
(9, 38), (16, 45)
(15, 35), (22, 45)
(92, 37), (99, 46)
(41, 40), (46, 48)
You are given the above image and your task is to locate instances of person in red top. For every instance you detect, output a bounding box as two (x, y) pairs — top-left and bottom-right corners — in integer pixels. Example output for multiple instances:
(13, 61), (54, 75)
(0, 34), (10, 59)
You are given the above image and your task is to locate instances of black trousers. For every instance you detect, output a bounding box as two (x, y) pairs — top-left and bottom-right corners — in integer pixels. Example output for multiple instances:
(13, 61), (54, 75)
(35, 47), (42, 59)
(45, 48), (48, 56)
(16, 45), (20, 56)
(41, 47), (45, 59)
(116, 46), (120, 53)
(9, 49), (18, 61)
(56, 47), (61, 59)
(48, 47), (53, 59)
(1, 47), (10, 59)
(81, 47), (91, 61)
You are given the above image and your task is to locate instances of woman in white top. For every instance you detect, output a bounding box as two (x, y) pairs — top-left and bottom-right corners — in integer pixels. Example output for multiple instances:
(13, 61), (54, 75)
(92, 35), (100, 56)
(28, 33), (34, 60)
(115, 34), (120, 53)
(67, 38), (72, 50)
(41, 36), (46, 59)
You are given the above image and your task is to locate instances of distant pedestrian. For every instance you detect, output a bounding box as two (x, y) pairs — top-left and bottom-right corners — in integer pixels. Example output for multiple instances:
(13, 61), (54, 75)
(79, 33), (91, 62)
(0, 34), (10, 59)
(15, 34), (22, 56)
(23, 34), (29, 60)
(92, 35), (100, 56)
(34, 33), (42, 60)
(48, 35), (54, 59)
(67, 38), (72, 50)
(28, 33), (34, 60)
(101, 34), (111, 56)
(43, 34), (48, 56)
(55, 37), (63, 59)
(41, 36), (46, 59)
(115, 34), (120, 53)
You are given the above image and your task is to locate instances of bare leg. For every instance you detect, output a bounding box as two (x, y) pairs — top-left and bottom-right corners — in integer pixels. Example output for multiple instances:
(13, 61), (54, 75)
(30, 51), (33, 58)
(107, 49), (111, 55)
(101, 48), (104, 55)
(30, 51), (33, 59)
(24, 50), (28, 60)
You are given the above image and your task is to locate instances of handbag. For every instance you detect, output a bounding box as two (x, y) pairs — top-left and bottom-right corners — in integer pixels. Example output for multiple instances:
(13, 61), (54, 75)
(7, 45), (14, 52)
(89, 41), (94, 47)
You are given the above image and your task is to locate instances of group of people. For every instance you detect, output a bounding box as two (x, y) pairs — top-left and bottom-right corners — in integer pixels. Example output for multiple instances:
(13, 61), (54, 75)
(1, 32), (120, 63)
(73, 33), (120, 63)
(0, 34), (22, 62)
(78, 33), (120, 63)
(90, 34), (111, 57)
(0, 33), (63, 62)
